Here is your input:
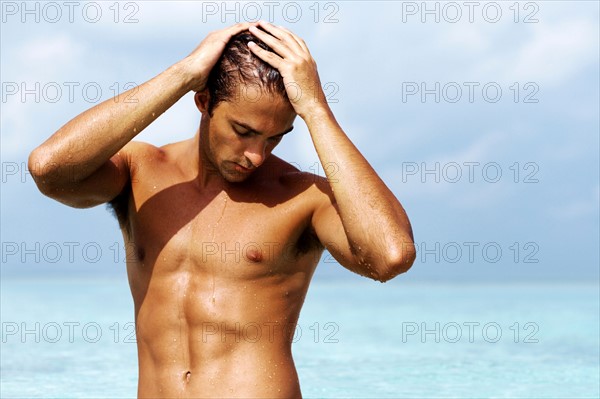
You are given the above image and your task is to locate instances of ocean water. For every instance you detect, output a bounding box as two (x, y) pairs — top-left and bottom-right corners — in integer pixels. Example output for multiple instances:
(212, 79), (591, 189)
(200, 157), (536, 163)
(1, 276), (598, 398)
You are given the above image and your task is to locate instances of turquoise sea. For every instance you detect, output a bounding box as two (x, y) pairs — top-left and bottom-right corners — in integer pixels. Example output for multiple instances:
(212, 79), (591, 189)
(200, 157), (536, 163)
(1, 276), (598, 398)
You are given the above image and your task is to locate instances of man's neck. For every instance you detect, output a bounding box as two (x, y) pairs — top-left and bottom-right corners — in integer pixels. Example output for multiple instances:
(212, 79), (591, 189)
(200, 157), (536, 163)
(188, 130), (229, 191)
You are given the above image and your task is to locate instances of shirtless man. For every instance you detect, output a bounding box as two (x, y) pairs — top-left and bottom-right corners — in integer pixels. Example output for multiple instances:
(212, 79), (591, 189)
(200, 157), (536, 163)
(28, 22), (415, 398)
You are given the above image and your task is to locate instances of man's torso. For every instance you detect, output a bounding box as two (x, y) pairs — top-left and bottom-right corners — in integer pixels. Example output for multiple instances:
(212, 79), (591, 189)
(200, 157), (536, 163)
(111, 140), (328, 397)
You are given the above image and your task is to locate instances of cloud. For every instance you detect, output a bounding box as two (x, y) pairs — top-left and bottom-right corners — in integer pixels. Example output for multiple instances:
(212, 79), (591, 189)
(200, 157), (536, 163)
(470, 17), (599, 86)
(384, 129), (550, 214)
(549, 185), (600, 221)
(1, 0), (598, 284)
(18, 34), (84, 67)
(1, 33), (89, 159)
(434, 131), (505, 165)
(437, 23), (491, 54)
(508, 19), (598, 85)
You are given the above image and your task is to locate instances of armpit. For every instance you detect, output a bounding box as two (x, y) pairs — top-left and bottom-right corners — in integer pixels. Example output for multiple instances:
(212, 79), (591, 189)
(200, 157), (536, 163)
(296, 224), (323, 255)
(107, 182), (131, 236)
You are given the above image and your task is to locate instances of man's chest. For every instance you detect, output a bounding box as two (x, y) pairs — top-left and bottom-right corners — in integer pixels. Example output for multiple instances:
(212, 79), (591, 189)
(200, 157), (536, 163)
(126, 180), (320, 275)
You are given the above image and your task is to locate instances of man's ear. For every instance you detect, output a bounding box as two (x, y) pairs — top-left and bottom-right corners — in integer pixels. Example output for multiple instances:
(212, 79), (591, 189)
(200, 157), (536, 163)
(194, 90), (210, 113)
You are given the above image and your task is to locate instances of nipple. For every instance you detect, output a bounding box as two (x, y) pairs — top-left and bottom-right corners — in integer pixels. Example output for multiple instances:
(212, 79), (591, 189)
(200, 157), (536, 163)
(245, 247), (264, 263)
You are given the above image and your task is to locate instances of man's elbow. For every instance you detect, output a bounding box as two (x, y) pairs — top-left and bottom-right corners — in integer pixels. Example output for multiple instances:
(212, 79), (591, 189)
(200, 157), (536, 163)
(372, 241), (417, 283)
(28, 147), (54, 193)
(28, 146), (69, 198)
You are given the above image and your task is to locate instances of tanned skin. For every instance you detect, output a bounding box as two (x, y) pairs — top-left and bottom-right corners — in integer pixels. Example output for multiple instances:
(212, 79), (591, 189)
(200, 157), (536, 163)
(28, 22), (415, 398)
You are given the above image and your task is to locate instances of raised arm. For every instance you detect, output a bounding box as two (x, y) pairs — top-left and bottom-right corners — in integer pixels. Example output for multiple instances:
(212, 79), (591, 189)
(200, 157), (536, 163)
(248, 22), (416, 282)
(28, 22), (254, 208)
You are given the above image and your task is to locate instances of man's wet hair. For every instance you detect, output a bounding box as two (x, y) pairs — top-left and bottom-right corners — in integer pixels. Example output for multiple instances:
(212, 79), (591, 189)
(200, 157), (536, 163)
(206, 30), (287, 115)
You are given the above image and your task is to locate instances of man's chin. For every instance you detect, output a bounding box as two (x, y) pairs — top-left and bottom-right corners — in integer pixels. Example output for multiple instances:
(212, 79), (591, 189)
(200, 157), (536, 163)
(221, 168), (254, 183)
(219, 161), (256, 183)
(224, 175), (250, 183)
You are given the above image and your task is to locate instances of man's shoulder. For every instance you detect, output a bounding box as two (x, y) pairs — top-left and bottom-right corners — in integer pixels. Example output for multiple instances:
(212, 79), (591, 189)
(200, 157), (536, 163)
(265, 155), (327, 185)
(121, 140), (168, 162)
(121, 139), (192, 176)
(107, 139), (187, 234)
(261, 156), (332, 205)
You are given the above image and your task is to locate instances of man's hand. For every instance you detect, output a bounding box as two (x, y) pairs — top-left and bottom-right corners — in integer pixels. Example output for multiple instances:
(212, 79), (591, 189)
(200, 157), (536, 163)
(248, 22), (415, 282)
(182, 22), (255, 92)
(247, 21), (327, 118)
(29, 23), (253, 207)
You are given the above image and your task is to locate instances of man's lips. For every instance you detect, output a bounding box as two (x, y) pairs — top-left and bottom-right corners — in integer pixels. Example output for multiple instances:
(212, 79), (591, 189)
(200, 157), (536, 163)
(233, 162), (253, 173)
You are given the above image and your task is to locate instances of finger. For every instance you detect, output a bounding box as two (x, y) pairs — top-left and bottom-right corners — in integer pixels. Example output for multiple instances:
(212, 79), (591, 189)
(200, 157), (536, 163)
(224, 22), (254, 38)
(259, 21), (309, 53)
(247, 41), (283, 69)
(206, 22), (254, 51)
(255, 20), (288, 40)
(269, 24), (309, 53)
(251, 22), (304, 54)
(248, 25), (295, 59)
(257, 21), (305, 53)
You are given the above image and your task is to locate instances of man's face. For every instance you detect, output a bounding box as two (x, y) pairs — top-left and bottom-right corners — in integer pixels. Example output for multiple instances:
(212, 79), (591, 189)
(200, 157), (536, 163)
(199, 85), (296, 183)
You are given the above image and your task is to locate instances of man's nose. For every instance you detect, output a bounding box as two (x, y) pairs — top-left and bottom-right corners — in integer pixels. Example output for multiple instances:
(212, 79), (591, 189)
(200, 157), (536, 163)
(244, 143), (267, 168)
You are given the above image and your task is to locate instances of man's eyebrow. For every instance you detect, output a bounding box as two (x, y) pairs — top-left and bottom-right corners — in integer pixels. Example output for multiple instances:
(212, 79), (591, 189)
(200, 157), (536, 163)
(232, 120), (294, 137)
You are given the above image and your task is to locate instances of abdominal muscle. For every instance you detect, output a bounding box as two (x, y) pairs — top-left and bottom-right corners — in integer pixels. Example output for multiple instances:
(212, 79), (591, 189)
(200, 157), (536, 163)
(130, 262), (309, 398)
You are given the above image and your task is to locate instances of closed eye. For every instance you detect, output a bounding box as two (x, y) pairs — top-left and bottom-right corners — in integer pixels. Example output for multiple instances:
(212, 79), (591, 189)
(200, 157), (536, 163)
(233, 125), (252, 137)
(232, 121), (294, 140)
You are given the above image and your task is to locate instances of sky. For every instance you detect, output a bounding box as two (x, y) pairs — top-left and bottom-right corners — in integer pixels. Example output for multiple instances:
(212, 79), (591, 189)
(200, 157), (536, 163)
(1, 0), (599, 283)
